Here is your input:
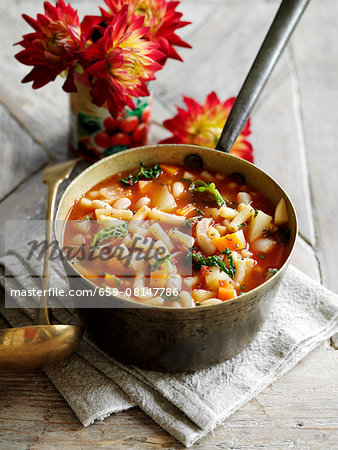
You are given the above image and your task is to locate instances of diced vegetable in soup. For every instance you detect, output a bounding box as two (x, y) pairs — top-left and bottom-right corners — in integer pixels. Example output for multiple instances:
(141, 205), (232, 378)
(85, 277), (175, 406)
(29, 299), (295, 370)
(63, 163), (290, 308)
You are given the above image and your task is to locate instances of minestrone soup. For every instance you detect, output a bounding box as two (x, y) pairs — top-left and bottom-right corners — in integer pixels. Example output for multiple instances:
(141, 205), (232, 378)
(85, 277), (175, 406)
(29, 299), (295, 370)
(63, 163), (290, 307)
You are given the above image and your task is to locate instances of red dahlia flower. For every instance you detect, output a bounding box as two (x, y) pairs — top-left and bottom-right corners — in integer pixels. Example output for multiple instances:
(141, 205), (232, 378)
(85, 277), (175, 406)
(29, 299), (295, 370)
(160, 92), (254, 162)
(100, 0), (191, 64)
(15, 0), (83, 92)
(83, 7), (163, 117)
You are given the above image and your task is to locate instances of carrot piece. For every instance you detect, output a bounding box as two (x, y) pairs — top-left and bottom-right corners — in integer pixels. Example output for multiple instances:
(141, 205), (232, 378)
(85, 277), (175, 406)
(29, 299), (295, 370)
(150, 270), (168, 288)
(160, 164), (180, 176)
(212, 230), (246, 252)
(138, 180), (152, 194)
(218, 282), (236, 301)
(176, 204), (195, 216)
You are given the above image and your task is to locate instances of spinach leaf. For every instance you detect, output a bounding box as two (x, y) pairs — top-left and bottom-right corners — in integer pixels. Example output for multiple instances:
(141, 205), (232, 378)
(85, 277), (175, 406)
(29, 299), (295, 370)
(221, 248), (236, 278)
(120, 163), (162, 186)
(151, 254), (171, 271)
(192, 253), (235, 278)
(90, 222), (129, 248)
(189, 180), (226, 207)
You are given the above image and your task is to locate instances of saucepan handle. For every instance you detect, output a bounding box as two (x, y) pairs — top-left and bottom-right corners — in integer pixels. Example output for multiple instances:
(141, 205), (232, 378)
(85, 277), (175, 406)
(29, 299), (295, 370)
(216, 0), (310, 154)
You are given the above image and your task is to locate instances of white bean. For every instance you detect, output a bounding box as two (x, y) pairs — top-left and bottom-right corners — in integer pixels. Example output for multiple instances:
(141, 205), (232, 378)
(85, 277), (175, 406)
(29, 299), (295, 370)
(200, 298), (223, 306)
(79, 197), (92, 210)
(113, 197), (131, 210)
(183, 171), (194, 179)
(135, 196), (151, 209)
(197, 232), (217, 256)
(143, 296), (165, 306)
(74, 220), (91, 234)
(192, 289), (216, 302)
(69, 233), (85, 247)
(180, 291), (195, 308)
(201, 170), (213, 181)
(99, 187), (123, 201)
(236, 192), (252, 205)
(183, 275), (199, 289)
(215, 173), (225, 180)
(206, 208), (220, 219)
(92, 199), (112, 210)
(219, 206), (237, 219)
(172, 182), (185, 198)
(207, 226), (220, 240)
(87, 190), (100, 200)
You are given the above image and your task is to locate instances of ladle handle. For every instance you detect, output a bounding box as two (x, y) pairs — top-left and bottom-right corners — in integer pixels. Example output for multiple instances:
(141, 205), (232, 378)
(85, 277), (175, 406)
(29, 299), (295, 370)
(39, 179), (62, 326)
(216, 0), (310, 153)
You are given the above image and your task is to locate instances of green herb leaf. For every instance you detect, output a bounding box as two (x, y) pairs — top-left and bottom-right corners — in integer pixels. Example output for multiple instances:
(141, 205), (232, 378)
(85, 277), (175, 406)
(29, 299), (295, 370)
(258, 254), (266, 260)
(189, 180), (226, 207)
(192, 253), (235, 278)
(254, 209), (258, 218)
(221, 248), (236, 278)
(85, 215), (92, 221)
(162, 294), (180, 302)
(90, 222), (128, 248)
(196, 302), (201, 306)
(184, 213), (204, 228)
(151, 254), (171, 271)
(120, 163), (162, 186)
(240, 284), (245, 290)
(265, 268), (278, 279)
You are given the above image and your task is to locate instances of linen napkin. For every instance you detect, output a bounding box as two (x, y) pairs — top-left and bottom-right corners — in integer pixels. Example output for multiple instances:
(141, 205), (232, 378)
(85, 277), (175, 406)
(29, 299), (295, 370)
(1, 249), (337, 447)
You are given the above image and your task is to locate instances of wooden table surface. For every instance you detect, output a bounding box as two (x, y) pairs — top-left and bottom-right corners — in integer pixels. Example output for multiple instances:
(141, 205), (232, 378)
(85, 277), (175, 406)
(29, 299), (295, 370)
(0, 0), (337, 448)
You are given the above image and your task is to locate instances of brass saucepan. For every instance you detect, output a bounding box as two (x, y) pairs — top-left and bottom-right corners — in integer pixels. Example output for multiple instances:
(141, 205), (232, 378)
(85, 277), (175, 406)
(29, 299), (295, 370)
(54, 0), (307, 371)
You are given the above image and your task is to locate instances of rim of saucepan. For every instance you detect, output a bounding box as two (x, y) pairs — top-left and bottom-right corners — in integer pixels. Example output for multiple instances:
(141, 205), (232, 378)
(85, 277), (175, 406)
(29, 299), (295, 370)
(55, 144), (298, 312)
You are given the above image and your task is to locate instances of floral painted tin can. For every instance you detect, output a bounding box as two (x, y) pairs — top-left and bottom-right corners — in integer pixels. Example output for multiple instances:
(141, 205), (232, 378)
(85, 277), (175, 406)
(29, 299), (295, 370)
(69, 82), (152, 161)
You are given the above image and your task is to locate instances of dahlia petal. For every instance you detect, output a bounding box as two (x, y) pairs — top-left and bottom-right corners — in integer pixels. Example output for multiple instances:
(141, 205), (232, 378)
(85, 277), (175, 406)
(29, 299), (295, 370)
(22, 65), (59, 88)
(62, 63), (77, 92)
(166, 33), (192, 48)
(22, 14), (40, 32)
(205, 92), (220, 109)
(158, 136), (181, 144)
(86, 60), (108, 76)
(230, 147), (254, 163)
(161, 92), (254, 162)
(183, 96), (204, 116)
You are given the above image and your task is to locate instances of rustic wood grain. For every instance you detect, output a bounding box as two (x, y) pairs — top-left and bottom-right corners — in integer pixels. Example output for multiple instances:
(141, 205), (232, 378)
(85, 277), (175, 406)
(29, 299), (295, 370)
(289, 0), (338, 294)
(0, 345), (337, 449)
(0, 104), (48, 201)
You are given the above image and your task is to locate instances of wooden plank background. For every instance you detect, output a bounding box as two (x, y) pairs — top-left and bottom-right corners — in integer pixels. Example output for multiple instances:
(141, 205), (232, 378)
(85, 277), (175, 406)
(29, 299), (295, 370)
(0, 0), (337, 448)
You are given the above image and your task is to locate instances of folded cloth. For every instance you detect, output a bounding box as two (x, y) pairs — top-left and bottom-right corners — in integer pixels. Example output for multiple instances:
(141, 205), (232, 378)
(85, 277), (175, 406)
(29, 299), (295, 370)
(1, 249), (337, 447)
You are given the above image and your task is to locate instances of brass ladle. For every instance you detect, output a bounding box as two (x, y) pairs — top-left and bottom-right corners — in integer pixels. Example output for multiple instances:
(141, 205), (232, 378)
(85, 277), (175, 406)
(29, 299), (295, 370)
(0, 158), (83, 371)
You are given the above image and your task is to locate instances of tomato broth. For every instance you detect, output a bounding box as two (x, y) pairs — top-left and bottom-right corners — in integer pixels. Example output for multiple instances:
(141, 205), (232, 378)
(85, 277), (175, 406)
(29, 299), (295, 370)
(63, 163), (290, 307)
